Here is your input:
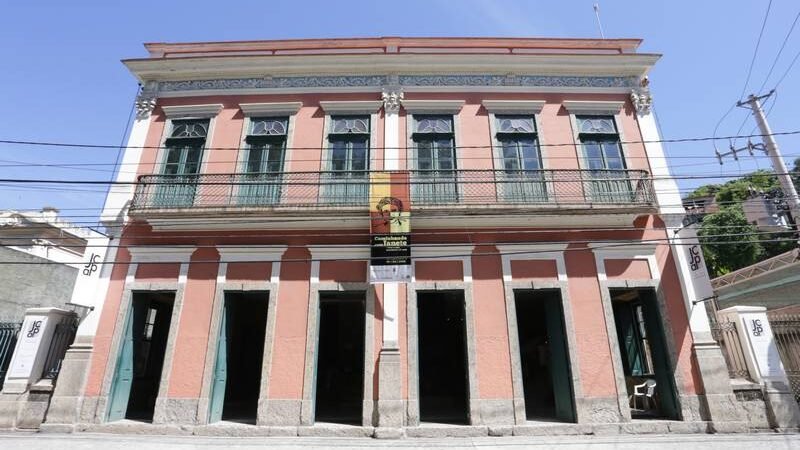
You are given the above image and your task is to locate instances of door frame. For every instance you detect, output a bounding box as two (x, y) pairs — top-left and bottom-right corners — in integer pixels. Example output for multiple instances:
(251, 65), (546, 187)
(199, 282), (278, 425)
(503, 280), (583, 424)
(300, 282), (375, 426)
(598, 280), (687, 421)
(406, 282), (480, 426)
(97, 282), (184, 423)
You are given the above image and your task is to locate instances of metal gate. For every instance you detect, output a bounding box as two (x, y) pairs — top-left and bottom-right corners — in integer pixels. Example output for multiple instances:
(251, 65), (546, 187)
(767, 313), (800, 403)
(0, 322), (22, 391)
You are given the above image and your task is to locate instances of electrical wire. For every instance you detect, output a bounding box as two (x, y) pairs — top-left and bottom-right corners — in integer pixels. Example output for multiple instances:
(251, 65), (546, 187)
(4, 229), (791, 251)
(739, 0), (773, 101)
(756, 9), (800, 94)
(1, 129), (800, 153)
(0, 236), (796, 266)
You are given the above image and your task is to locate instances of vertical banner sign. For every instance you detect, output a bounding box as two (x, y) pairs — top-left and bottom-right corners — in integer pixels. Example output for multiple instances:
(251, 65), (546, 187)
(369, 171), (411, 283)
(676, 227), (714, 301)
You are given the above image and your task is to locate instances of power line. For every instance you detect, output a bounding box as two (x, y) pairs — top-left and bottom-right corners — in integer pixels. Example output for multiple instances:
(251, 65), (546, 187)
(2, 129), (800, 153)
(772, 45), (800, 90)
(1, 169), (799, 186)
(756, 9), (800, 94)
(2, 223), (789, 243)
(0, 237), (796, 266)
(740, 0), (773, 100)
(5, 229), (791, 251)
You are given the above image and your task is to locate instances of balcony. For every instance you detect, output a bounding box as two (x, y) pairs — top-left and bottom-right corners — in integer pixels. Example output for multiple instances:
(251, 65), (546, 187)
(129, 169), (656, 229)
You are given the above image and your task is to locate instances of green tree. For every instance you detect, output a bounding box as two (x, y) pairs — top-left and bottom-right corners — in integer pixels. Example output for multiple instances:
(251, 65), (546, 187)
(713, 170), (778, 205)
(698, 206), (764, 277)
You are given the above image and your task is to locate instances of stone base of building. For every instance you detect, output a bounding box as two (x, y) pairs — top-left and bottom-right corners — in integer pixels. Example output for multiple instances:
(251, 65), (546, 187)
(36, 418), (757, 438)
(0, 384), (55, 430)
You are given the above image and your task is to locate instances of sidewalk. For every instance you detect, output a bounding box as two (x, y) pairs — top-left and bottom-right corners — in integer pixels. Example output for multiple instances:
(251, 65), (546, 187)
(1, 432), (799, 450)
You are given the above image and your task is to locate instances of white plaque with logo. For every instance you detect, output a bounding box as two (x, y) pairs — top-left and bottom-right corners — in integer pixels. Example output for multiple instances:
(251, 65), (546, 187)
(7, 315), (48, 378)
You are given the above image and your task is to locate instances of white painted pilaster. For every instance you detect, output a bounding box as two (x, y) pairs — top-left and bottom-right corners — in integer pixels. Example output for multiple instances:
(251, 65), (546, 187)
(380, 87), (403, 351)
(100, 116), (151, 225)
(382, 283), (399, 348)
(638, 107), (715, 340)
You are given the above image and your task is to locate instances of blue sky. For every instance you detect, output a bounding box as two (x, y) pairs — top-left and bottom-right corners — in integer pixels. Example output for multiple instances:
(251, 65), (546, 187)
(1, 1), (798, 223)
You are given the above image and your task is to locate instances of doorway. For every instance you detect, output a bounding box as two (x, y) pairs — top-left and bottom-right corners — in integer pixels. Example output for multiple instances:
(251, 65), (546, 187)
(314, 292), (365, 424)
(611, 288), (680, 419)
(417, 291), (470, 424)
(107, 292), (174, 422)
(209, 291), (269, 423)
(514, 290), (575, 422)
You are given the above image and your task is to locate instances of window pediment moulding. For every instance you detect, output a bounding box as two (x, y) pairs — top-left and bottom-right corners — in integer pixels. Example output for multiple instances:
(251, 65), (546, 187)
(217, 245), (288, 263)
(127, 246), (196, 263)
(239, 102), (303, 116)
(562, 100), (624, 115)
(482, 100), (546, 114)
(308, 245), (370, 261)
(318, 100), (383, 114)
(160, 104), (224, 119)
(401, 100), (464, 114)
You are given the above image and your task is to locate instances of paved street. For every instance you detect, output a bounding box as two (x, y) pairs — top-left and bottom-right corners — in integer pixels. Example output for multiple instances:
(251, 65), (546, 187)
(1, 432), (799, 450)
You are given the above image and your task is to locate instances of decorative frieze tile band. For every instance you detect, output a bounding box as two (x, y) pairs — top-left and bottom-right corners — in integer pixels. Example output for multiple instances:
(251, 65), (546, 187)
(156, 74), (639, 93)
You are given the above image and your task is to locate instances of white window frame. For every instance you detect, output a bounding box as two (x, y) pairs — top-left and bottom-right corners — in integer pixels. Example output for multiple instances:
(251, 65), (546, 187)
(155, 104), (223, 176)
(483, 100), (547, 202)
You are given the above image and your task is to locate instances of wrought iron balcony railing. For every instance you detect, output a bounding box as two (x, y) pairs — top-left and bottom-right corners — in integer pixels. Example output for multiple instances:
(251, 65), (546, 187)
(130, 169), (655, 212)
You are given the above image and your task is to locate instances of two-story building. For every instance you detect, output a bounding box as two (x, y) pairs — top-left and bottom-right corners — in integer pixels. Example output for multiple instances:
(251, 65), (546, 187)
(45, 37), (744, 436)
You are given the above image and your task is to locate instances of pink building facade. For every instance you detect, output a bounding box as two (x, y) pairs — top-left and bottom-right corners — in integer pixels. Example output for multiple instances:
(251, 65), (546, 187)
(45, 38), (744, 436)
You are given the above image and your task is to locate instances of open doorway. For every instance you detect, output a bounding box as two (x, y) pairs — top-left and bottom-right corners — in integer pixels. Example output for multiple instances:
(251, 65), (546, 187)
(107, 291), (174, 422)
(611, 288), (680, 420)
(209, 291), (269, 423)
(417, 290), (470, 424)
(514, 290), (575, 422)
(314, 292), (365, 424)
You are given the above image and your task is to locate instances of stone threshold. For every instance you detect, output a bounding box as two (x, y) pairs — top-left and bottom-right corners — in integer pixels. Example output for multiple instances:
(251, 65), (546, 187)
(36, 419), (758, 438)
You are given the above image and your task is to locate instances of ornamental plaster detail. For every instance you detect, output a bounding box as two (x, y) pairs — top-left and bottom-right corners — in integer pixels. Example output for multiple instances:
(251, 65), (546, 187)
(630, 76), (653, 115)
(156, 74), (639, 93)
(134, 81), (159, 119)
(381, 87), (404, 112)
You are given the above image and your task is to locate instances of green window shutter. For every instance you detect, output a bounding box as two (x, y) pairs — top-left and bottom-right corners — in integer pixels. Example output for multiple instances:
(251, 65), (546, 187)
(107, 304), (135, 421)
(208, 303), (229, 423)
(544, 298), (576, 422)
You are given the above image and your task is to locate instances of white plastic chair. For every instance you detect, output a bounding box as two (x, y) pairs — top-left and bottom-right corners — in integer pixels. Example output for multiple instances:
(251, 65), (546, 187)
(630, 379), (657, 411)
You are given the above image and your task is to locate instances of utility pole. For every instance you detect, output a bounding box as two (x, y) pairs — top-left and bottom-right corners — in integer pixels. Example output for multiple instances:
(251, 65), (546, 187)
(737, 91), (800, 226)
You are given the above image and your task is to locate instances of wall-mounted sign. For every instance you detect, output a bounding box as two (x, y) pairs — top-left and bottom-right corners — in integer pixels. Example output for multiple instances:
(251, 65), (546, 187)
(369, 171), (412, 283)
(370, 234), (411, 283)
(676, 228), (714, 301)
(82, 253), (100, 276)
(371, 234), (410, 265)
(7, 315), (48, 378)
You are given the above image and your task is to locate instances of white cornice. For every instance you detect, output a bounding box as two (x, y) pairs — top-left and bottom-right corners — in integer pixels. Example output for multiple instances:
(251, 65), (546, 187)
(160, 104), (223, 118)
(318, 100), (383, 114)
(217, 245), (287, 262)
(128, 246), (196, 263)
(308, 245), (370, 260)
(239, 102), (302, 116)
(482, 100), (546, 114)
(124, 53), (659, 82)
(402, 100), (464, 114)
(562, 100), (625, 114)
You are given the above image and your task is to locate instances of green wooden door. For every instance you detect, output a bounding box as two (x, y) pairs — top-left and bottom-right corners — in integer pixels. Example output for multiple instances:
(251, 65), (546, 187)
(544, 298), (576, 422)
(107, 303), (135, 421)
(208, 301), (229, 423)
(641, 294), (680, 419)
(613, 302), (647, 376)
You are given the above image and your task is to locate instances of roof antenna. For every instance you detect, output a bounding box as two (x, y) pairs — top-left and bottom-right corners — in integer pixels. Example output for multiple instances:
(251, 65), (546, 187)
(593, 3), (606, 39)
